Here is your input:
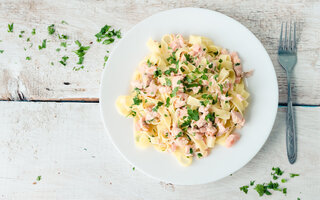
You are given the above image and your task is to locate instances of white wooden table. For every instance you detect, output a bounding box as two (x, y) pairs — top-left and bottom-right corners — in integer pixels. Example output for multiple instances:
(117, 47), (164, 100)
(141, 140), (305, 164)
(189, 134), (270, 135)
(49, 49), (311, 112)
(0, 1), (319, 199)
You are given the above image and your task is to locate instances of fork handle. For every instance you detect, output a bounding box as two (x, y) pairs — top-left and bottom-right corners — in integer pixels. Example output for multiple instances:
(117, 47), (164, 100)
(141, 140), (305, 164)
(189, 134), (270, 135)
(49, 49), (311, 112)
(286, 75), (297, 164)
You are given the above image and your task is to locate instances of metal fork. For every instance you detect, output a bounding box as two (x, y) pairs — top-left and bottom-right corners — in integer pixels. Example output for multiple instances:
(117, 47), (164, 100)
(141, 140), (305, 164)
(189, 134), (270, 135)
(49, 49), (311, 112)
(278, 22), (297, 164)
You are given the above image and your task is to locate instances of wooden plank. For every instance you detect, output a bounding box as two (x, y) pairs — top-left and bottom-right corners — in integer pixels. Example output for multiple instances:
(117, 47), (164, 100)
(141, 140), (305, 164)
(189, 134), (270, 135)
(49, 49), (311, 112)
(0, 102), (319, 199)
(0, 0), (319, 104)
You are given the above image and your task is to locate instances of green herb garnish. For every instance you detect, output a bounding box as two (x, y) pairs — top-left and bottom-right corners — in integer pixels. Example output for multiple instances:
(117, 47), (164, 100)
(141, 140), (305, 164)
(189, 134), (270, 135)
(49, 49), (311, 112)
(240, 185), (249, 194)
(59, 56), (69, 66)
(187, 108), (199, 121)
(165, 97), (170, 107)
(7, 23), (13, 32)
(170, 87), (179, 97)
(47, 24), (55, 35)
(73, 40), (90, 65)
(175, 132), (183, 139)
(152, 102), (164, 112)
(165, 78), (172, 86)
(290, 173), (299, 178)
(26, 56), (31, 60)
(38, 39), (47, 50)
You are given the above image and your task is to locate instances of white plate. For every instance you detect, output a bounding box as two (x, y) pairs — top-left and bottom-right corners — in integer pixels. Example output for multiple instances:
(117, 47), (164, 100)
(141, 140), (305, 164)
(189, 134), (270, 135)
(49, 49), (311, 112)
(100, 8), (278, 185)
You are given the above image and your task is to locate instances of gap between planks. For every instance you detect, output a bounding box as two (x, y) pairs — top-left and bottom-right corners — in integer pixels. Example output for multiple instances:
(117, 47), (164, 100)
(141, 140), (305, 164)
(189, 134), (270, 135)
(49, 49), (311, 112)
(0, 98), (319, 107)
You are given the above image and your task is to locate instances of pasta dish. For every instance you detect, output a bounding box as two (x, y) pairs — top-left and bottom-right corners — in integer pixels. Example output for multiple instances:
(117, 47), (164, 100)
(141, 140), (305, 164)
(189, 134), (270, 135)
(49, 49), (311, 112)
(115, 34), (251, 166)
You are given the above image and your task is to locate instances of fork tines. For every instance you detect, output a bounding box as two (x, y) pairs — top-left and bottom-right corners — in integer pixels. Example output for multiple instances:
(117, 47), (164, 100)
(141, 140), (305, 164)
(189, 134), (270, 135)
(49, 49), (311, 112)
(279, 22), (297, 52)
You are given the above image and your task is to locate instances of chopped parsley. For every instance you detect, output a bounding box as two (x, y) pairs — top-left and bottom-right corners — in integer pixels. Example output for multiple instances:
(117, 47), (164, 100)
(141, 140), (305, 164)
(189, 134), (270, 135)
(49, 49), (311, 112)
(165, 78), (172, 86)
(73, 40), (90, 65)
(59, 34), (69, 40)
(0, 50), (4, 54)
(213, 51), (219, 56)
(7, 23), (13, 32)
(38, 39), (47, 50)
(218, 84), (223, 93)
(19, 30), (25, 38)
(36, 176), (41, 181)
(283, 188), (287, 194)
(250, 180), (255, 186)
(170, 87), (179, 97)
(189, 148), (193, 154)
(154, 68), (162, 77)
(133, 96), (142, 106)
(208, 63), (213, 68)
(73, 66), (85, 71)
(128, 110), (136, 117)
(26, 56), (31, 60)
(235, 63), (240, 66)
(61, 20), (68, 24)
(240, 185), (249, 194)
(175, 132), (183, 139)
(205, 113), (215, 122)
(147, 59), (152, 67)
(164, 67), (178, 76)
(56, 48), (61, 52)
(167, 51), (179, 66)
(152, 102), (164, 112)
(290, 173), (299, 178)
(103, 55), (109, 67)
(47, 24), (55, 35)
(201, 74), (208, 80)
(271, 167), (284, 179)
(60, 42), (67, 47)
(254, 184), (271, 196)
(187, 108), (199, 121)
(31, 28), (36, 35)
(132, 167), (135, 171)
(59, 56), (69, 66)
(103, 38), (115, 45)
(197, 153), (202, 158)
(184, 53), (193, 63)
(281, 179), (287, 183)
(165, 97), (170, 107)
(95, 24), (121, 43)
(213, 74), (219, 81)
(219, 58), (223, 63)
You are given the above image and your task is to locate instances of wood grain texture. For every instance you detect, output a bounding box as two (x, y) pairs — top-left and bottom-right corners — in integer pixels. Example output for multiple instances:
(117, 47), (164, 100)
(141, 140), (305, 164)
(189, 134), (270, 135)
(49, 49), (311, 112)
(0, 0), (319, 104)
(0, 102), (319, 200)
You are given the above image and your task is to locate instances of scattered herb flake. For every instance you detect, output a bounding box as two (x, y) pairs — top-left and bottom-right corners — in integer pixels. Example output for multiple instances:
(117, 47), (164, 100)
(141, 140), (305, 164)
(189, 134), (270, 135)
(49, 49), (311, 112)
(36, 176), (41, 181)
(240, 185), (249, 194)
(47, 24), (55, 35)
(7, 23), (13, 32)
(0, 50), (4, 54)
(165, 97), (170, 107)
(290, 173), (299, 178)
(60, 42), (67, 47)
(38, 39), (47, 50)
(26, 56), (31, 60)
(31, 28), (36, 35)
(170, 87), (179, 97)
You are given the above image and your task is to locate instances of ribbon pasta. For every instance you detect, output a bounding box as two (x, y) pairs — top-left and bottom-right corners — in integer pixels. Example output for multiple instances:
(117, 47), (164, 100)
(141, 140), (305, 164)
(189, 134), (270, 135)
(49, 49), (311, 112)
(116, 34), (251, 166)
